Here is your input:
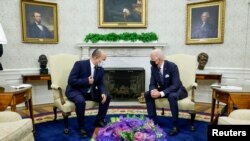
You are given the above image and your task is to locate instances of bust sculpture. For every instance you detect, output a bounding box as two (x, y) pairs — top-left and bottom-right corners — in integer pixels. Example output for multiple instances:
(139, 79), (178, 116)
(197, 52), (209, 70)
(38, 54), (48, 74)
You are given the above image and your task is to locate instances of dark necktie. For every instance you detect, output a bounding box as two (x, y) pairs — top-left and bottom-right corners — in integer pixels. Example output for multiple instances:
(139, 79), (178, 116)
(93, 65), (98, 80)
(89, 66), (97, 93)
(159, 68), (164, 84)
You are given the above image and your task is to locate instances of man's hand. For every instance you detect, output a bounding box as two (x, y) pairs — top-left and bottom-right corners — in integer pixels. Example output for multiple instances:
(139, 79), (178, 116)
(150, 89), (161, 99)
(101, 94), (107, 104)
(88, 76), (94, 84)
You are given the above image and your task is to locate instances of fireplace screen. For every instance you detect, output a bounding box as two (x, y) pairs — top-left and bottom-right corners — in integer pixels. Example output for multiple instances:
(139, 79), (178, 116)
(104, 68), (145, 101)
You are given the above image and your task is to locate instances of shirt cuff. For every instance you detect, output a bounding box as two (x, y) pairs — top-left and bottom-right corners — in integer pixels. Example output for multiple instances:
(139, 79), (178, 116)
(160, 91), (165, 97)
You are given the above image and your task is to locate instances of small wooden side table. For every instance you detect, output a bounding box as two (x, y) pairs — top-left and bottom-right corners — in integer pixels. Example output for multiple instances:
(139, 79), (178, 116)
(195, 73), (222, 83)
(196, 73), (222, 107)
(0, 85), (35, 131)
(22, 74), (51, 90)
(210, 85), (250, 124)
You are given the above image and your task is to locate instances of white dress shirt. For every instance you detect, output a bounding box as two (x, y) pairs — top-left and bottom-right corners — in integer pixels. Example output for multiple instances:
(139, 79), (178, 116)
(88, 60), (95, 93)
(90, 59), (95, 77)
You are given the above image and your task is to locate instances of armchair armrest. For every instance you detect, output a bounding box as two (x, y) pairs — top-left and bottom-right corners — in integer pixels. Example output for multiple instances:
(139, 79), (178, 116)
(0, 111), (22, 122)
(51, 84), (66, 105)
(51, 84), (60, 89)
(192, 82), (198, 89)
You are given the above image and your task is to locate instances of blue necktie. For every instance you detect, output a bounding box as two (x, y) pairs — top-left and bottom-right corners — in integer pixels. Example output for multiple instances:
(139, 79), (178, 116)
(93, 66), (97, 79)
(159, 68), (164, 84)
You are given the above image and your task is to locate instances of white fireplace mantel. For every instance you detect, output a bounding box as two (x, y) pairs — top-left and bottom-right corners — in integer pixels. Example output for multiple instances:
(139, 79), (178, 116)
(76, 42), (167, 59)
(76, 42), (167, 90)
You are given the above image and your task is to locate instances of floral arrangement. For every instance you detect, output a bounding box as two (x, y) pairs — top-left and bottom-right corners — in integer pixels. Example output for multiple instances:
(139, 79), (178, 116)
(92, 115), (167, 141)
(84, 32), (158, 43)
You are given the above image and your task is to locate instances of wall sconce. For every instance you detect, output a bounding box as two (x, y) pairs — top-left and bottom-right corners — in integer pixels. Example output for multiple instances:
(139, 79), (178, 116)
(0, 23), (7, 70)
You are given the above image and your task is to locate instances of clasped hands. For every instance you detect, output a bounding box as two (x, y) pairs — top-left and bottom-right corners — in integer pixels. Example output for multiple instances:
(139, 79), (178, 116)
(88, 75), (107, 104)
(151, 89), (161, 99)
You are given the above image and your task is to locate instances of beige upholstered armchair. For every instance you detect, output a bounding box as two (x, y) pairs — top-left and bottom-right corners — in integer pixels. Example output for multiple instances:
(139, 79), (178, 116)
(49, 54), (98, 134)
(0, 111), (34, 141)
(218, 109), (250, 125)
(155, 54), (197, 131)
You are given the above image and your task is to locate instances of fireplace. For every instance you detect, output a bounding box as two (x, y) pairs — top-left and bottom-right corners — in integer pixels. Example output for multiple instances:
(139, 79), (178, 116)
(104, 68), (145, 101)
(77, 42), (166, 101)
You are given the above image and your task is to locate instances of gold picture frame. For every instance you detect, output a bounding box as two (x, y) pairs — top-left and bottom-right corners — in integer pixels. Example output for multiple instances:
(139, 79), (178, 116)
(98, 0), (147, 28)
(186, 0), (225, 44)
(21, 0), (58, 44)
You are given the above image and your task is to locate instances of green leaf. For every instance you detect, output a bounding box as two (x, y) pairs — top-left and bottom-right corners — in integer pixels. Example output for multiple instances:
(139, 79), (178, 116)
(84, 32), (158, 43)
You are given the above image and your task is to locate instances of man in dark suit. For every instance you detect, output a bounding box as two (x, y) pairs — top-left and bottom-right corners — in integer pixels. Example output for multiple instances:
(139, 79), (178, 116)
(27, 12), (53, 38)
(66, 49), (111, 137)
(144, 49), (188, 136)
(192, 11), (217, 39)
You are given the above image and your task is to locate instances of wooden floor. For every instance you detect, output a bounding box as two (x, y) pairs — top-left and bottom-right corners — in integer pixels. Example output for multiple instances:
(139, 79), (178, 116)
(13, 102), (224, 118)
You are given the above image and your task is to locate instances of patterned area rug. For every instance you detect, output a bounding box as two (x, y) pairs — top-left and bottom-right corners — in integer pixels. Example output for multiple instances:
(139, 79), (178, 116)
(34, 106), (210, 124)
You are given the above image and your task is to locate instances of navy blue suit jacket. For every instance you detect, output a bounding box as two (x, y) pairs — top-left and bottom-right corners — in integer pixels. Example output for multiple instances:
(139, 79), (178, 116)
(149, 60), (187, 100)
(66, 59), (106, 99)
(27, 23), (53, 38)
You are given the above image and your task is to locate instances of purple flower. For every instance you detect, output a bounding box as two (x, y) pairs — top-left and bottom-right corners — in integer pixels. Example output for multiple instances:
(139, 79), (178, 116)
(95, 115), (167, 141)
(134, 132), (146, 141)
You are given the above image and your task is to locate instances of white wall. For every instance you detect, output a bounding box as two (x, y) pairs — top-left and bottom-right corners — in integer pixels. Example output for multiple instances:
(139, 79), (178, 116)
(0, 0), (250, 104)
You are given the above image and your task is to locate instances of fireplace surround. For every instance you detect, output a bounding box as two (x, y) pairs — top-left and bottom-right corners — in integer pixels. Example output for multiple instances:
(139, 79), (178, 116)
(77, 43), (166, 100)
(104, 68), (145, 101)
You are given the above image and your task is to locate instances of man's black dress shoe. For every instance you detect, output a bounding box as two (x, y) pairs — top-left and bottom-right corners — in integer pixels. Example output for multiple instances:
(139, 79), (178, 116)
(79, 129), (88, 138)
(168, 127), (179, 136)
(94, 120), (107, 127)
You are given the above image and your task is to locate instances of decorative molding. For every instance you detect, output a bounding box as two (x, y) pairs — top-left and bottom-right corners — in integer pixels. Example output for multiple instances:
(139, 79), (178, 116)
(76, 42), (167, 48)
(76, 42), (167, 59)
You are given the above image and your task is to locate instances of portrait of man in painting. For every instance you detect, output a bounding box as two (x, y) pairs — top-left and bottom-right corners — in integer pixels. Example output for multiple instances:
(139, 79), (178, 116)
(191, 5), (219, 39)
(25, 4), (54, 39)
(104, 0), (142, 22)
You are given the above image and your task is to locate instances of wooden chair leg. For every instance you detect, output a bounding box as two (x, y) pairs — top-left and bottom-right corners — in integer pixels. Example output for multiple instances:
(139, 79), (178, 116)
(62, 112), (71, 134)
(53, 106), (57, 121)
(189, 112), (196, 131)
(161, 108), (165, 115)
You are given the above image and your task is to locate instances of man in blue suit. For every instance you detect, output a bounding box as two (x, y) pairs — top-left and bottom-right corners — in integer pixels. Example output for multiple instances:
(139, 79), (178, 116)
(144, 49), (188, 136)
(66, 49), (111, 137)
(27, 12), (53, 38)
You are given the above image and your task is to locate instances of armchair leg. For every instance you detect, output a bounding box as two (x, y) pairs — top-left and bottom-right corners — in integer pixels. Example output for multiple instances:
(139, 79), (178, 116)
(53, 106), (57, 121)
(62, 112), (71, 134)
(161, 108), (165, 115)
(189, 112), (196, 131)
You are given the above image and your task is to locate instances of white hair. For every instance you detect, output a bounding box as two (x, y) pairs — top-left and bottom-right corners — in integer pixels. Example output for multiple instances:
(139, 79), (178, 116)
(151, 49), (164, 60)
(201, 12), (210, 17)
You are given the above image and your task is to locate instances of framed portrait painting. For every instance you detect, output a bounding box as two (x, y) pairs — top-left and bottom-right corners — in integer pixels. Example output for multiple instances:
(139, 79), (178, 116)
(21, 0), (58, 43)
(186, 0), (225, 44)
(98, 0), (147, 28)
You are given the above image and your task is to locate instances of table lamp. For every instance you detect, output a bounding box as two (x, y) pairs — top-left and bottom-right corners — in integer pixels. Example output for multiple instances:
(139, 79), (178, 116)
(0, 23), (7, 70)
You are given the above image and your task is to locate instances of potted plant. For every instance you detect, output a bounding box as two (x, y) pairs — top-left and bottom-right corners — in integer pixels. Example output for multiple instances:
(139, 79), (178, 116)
(84, 32), (158, 43)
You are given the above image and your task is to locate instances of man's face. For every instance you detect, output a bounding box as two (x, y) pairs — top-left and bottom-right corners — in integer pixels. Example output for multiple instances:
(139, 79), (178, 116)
(34, 12), (42, 24)
(94, 54), (107, 66)
(199, 56), (208, 66)
(201, 13), (209, 22)
(39, 56), (48, 65)
(150, 54), (160, 66)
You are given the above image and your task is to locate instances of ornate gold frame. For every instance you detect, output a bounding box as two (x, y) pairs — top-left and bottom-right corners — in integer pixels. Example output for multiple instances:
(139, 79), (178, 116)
(21, 0), (58, 44)
(98, 0), (147, 28)
(186, 0), (225, 44)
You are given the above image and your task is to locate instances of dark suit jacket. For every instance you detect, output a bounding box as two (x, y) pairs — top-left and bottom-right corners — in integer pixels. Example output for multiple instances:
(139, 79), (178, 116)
(192, 22), (217, 39)
(66, 60), (106, 99)
(27, 23), (53, 38)
(149, 60), (187, 100)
